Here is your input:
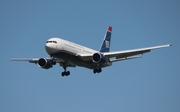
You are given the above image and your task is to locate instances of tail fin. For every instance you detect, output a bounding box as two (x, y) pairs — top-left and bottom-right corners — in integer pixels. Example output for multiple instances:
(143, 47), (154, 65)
(99, 26), (112, 52)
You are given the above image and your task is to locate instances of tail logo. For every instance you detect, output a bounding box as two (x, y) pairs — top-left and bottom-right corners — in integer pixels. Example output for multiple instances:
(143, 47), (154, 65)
(105, 40), (110, 48)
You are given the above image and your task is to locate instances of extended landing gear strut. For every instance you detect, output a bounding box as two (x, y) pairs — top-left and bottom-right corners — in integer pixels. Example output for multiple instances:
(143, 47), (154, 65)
(61, 66), (70, 77)
(93, 68), (102, 74)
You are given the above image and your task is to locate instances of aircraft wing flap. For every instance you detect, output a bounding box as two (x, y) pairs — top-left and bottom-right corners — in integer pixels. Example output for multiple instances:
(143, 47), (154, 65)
(115, 50), (150, 59)
(104, 44), (171, 59)
(111, 55), (142, 62)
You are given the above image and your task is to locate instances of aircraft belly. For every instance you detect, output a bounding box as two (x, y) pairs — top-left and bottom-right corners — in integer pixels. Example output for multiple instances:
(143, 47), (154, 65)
(53, 52), (111, 69)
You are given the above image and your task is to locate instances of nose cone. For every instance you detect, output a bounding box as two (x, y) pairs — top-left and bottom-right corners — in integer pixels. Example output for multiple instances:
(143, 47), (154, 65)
(45, 43), (52, 54)
(45, 43), (57, 55)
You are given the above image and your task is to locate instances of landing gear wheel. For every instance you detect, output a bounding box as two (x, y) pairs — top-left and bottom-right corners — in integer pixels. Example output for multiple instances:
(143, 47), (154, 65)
(93, 68), (102, 74)
(61, 64), (70, 77)
(98, 68), (102, 73)
(93, 69), (96, 74)
(67, 71), (70, 76)
(61, 72), (65, 77)
(61, 71), (70, 77)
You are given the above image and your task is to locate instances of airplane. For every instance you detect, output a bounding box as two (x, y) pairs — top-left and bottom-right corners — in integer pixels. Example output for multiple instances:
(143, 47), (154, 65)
(11, 26), (171, 76)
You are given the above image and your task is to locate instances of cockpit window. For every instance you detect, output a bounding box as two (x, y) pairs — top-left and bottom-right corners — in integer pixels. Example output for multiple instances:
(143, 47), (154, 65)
(46, 41), (57, 43)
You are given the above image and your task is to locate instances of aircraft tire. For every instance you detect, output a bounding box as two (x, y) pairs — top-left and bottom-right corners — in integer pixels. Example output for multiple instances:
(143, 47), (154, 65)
(61, 72), (65, 77)
(66, 71), (70, 76)
(93, 68), (102, 74)
(61, 71), (70, 76)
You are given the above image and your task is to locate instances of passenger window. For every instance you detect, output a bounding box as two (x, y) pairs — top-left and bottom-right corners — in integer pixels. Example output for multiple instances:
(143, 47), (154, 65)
(53, 41), (57, 43)
(46, 41), (57, 43)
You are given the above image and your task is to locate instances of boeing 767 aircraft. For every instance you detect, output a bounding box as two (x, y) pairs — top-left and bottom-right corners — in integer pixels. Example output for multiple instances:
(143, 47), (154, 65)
(11, 26), (171, 76)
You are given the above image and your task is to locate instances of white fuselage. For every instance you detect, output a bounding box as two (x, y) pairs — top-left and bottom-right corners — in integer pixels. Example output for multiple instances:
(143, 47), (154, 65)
(45, 37), (97, 56)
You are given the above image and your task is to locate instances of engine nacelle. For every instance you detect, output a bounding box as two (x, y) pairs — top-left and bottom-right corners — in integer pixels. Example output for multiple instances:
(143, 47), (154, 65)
(92, 53), (106, 63)
(38, 58), (53, 69)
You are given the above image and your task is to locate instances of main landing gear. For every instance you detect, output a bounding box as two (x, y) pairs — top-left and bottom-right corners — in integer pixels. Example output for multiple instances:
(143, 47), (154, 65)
(61, 65), (70, 77)
(93, 68), (102, 74)
(61, 71), (70, 76)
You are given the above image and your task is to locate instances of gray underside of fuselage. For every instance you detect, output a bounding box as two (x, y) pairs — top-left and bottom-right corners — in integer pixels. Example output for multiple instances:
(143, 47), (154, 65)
(52, 52), (110, 69)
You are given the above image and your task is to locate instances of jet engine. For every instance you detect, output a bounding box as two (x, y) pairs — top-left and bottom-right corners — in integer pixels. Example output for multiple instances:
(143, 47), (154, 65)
(92, 53), (106, 63)
(38, 58), (53, 69)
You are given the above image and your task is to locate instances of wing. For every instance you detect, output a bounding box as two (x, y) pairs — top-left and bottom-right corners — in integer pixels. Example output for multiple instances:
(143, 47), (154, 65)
(10, 58), (40, 63)
(104, 44), (171, 62)
(10, 58), (76, 67)
(78, 44), (171, 62)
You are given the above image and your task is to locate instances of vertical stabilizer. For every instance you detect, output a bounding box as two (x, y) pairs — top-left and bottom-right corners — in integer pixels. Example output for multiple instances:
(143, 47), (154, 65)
(99, 26), (112, 52)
